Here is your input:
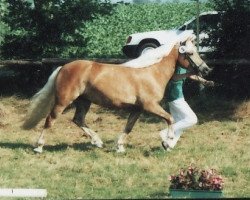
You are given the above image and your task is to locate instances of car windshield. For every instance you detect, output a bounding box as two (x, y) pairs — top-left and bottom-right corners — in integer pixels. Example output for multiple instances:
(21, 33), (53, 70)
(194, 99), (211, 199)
(177, 13), (220, 32)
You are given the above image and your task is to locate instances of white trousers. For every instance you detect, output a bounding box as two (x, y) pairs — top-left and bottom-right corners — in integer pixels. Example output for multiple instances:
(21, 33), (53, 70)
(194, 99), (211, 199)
(169, 98), (198, 140)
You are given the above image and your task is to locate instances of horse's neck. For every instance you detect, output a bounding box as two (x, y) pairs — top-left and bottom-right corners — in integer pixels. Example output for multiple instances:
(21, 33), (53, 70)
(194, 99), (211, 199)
(155, 47), (178, 82)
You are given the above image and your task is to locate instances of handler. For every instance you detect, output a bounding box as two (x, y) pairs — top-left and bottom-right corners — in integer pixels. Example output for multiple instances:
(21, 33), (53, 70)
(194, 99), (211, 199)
(160, 66), (214, 150)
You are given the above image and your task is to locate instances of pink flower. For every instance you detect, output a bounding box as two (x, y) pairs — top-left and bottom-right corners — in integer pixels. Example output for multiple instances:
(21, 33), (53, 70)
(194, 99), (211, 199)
(169, 165), (224, 191)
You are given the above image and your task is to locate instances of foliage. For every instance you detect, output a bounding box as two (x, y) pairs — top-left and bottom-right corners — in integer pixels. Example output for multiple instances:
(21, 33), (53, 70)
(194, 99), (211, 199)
(133, 0), (151, 3)
(0, 0), (113, 59)
(82, 2), (212, 58)
(208, 0), (250, 58)
(169, 165), (224, 191)
(204, 0), (250, 99)
(1, 1), (249, 59)
(0, 1), (212, 58)
(0, 0), (9, 47)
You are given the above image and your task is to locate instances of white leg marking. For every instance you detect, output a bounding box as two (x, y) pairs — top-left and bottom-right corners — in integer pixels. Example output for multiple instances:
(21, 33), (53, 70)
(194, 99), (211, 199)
(167, 125), (175, 139)
(34, 146), (43, 153)
(81, 127), (103, 148)
(34, 131), (45, 153)
(117, 133), (127, 153)
(160, 126), (177, 151)
(159, 129), (168, 141)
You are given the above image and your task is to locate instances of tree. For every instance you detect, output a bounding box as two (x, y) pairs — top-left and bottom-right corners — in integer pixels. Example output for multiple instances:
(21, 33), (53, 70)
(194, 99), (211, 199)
(209, 0), (249, 58)
(1, 0), (113, 59)
(207, 0), (250, 98)
(133, 0), (151, 4)
(0, 0), (9, 47)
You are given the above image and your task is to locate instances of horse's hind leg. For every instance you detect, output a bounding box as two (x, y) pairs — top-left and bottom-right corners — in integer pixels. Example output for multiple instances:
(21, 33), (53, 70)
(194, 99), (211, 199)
(117, 110), (141, 153)
(73, 97), (103, 148)
(34, 104), (66, 153)
(72, 96), (91, 127)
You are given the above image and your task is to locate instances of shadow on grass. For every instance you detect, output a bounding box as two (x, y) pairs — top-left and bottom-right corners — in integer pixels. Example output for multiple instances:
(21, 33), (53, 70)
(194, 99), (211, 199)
(71, 142), (94, 152)
(143, 146), (168, 158)
(40, 142), (95, 152)
(189, 95), (248, 123)
(149, 191), (170, 199)
(0, 141), (95, 152)
(0, 142), (34, 150)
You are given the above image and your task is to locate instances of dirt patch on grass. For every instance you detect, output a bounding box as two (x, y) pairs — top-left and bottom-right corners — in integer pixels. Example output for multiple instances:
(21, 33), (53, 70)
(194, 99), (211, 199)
(0, 97), (27, 128)
(0, 103), (9, 127)
(0, 103), (9, 118)
(233, 100), (250, 119)
(0, 103), (11, 121)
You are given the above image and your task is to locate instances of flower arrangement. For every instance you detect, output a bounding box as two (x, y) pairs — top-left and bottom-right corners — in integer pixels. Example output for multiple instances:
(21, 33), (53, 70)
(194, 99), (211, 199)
(169, 165), (224, 191)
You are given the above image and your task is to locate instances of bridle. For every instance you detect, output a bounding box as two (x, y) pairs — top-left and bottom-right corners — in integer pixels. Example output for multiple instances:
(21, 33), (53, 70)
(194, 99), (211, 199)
(178, 43), (197, 72)
(185, 54), (205, 75)
(178, 41), (208, 77)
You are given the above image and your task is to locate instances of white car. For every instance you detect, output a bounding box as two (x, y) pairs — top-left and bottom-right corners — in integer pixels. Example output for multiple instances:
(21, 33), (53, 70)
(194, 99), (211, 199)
(122, 11), (220, 58)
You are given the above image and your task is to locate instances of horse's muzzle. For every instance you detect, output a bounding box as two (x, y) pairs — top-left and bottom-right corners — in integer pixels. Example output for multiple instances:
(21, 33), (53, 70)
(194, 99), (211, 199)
(200, 62), (212, 76)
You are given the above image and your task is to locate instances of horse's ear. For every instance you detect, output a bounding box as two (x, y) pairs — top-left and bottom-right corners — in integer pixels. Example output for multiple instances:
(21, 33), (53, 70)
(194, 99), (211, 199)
(179, 46), (187, 54)
(180, 41), (186, 46)
(189, 35), (196, 42)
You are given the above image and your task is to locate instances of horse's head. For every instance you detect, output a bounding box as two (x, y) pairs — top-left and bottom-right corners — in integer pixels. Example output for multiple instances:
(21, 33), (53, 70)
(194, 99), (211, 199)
(177, 37), (212, 76)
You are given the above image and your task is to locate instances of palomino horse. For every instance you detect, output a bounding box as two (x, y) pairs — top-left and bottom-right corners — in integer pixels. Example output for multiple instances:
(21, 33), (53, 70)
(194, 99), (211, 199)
(23, 31), (211, 153)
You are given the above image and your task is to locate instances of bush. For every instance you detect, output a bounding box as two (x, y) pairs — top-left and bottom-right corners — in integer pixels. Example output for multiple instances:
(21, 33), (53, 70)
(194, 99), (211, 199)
(206, 0), (250, 99)
(0, 0), (113, 59)
(0, 0), (9, 48)
(82, 2), (212, 58)
(1, 1), (212, 59)
(209, 0), (250, 58)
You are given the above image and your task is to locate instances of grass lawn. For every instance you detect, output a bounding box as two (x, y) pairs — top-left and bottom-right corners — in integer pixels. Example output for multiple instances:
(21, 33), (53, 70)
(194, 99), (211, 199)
(0, 96), (249, 199)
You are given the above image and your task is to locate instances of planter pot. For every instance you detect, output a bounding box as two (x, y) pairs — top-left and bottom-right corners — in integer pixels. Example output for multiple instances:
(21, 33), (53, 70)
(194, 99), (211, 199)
(169, 189), (223, 199)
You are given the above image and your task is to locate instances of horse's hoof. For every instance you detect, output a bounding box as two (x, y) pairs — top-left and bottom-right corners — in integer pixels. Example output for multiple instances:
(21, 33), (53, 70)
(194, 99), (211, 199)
(168, 130), (175, 139)
(166, 137), (178, 149)
(159, 129), (168, 140)
(116, 145), (126, 153)
(161, 141), (171, 152)
(96, 143), (103, 148)
(92, 141), (103, 148)
(90, 135), (103, 148)
(34, 147), (43, 153)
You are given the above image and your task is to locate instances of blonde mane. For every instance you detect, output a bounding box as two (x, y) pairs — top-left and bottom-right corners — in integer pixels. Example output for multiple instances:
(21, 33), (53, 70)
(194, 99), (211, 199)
(122, 30), (195, 68)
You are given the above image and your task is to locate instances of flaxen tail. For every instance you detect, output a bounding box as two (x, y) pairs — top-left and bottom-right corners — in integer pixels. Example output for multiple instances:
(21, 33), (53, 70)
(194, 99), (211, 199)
(23, 67), (62, 129)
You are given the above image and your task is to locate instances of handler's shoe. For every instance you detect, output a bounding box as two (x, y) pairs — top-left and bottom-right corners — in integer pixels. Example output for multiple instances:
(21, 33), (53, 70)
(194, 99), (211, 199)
(166, 137), (178, 149)
(159, 129), (168, 141)
(161, 139), (178, 152)
(161, 141), (172, 152)
(160, 129), (177, 151)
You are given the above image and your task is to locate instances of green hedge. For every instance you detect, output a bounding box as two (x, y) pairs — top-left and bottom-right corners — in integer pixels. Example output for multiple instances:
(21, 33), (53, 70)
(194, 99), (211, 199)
(0, 2), (212, 59)
(81, 2), (212, 58)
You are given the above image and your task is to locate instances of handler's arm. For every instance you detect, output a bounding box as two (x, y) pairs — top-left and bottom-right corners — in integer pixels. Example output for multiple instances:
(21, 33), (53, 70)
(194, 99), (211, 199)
(188, 75), (215, 87)
(171, 72), (193, 81)
(171, 71), (214, 87)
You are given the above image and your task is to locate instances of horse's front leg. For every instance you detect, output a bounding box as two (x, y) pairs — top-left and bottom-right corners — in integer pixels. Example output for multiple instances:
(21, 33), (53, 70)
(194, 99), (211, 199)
(160, 124), (175, 151)
(143, 102), (175, 151)
(117, 110), (141, 153)
(81, 127), (103, 148)
(73, 98), (103, 148)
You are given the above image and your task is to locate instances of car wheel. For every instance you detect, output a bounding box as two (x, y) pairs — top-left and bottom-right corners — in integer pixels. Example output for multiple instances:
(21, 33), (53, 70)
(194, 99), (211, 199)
(137, 43), (159, 57)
